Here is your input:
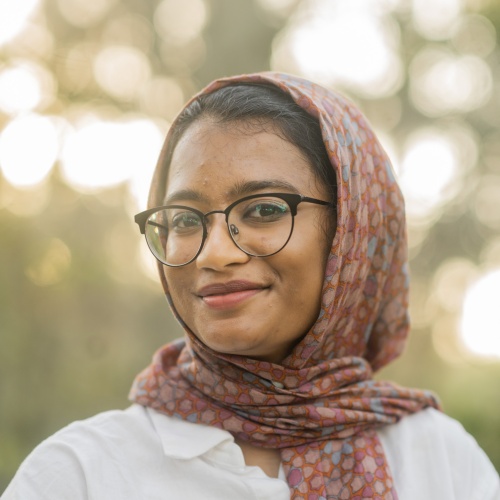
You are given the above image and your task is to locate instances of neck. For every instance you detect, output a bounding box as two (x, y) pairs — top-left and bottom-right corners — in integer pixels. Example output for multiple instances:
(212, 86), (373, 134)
(235, 437), (282, 479)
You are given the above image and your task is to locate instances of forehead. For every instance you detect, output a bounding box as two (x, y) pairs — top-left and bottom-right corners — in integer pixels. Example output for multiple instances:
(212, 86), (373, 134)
(166, 120), (324, 203)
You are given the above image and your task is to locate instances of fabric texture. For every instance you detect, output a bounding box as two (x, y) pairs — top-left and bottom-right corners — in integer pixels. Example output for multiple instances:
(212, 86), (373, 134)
(4, 405), (500, 500)
(130, 72), (440, 499)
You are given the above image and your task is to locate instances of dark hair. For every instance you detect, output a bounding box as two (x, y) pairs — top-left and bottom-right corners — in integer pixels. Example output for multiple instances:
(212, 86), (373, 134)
(162, 83), (337, 209)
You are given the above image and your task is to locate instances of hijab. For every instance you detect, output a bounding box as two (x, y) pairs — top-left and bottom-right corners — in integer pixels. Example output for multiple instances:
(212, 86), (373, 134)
(130, 72), (439, 499)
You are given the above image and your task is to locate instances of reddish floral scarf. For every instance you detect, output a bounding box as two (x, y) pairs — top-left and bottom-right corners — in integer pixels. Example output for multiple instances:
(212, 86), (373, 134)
(130, 72), (439, 499)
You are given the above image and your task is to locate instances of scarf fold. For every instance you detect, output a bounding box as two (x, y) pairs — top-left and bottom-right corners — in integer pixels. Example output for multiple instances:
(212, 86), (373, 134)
(130, 72), (440, 499)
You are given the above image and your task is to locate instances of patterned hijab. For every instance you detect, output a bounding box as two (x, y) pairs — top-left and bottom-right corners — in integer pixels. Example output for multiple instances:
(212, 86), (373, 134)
(130, 72), (439, 499)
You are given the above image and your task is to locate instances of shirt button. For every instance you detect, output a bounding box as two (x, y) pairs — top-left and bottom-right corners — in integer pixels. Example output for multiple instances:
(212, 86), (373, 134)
(272, 381), (284, 389)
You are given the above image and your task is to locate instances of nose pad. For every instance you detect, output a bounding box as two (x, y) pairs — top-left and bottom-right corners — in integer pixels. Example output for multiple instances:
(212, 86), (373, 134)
(229, 223), (239, 236)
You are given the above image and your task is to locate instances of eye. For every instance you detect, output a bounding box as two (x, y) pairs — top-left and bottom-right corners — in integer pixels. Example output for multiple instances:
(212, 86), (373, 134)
(170, 210), (202, 232)
(241, 199), (289, 222)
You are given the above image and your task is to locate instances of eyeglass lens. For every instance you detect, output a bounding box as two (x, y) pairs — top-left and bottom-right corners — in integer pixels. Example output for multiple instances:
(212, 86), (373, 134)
(144, 196), (293, 266)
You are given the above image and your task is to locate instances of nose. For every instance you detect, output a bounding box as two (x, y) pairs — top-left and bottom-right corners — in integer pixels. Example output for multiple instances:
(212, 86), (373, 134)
(195, 213), (250, 270)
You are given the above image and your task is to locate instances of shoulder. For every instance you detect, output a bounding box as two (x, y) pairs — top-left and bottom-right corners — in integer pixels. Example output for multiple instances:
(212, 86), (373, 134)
(378, 407), (500, 500)
(2, 407), (289, 500)
(18, 404), (163, 464)
(1, 405), (166, 500)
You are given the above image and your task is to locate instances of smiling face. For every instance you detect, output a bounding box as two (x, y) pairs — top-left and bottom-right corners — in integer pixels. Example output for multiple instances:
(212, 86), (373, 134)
(163, 119), (333, 364)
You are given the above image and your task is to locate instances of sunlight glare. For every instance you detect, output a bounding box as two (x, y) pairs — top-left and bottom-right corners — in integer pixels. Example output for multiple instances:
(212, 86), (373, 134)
(0, 0), (40, 46)
(0, 114), (60, 187)
(61, 118), (163, 195)
(460, 269), (500, 358)
(93, 46), (151, 102)
(433, 258), (478, 313)
(272, 0), (402, 97)
(57, 0), (118, 28)
(0, 64), (41, 115)
(410, 48), (492, 116)
(0, 61), (56, 115)
(128, 121), (167, 210)
(154, 0), (208, 45)
(412, 0), (462, 40)
(399, 130), (460, 221)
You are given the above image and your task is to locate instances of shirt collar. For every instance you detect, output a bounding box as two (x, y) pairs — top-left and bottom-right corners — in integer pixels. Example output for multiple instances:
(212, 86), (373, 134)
(147, 407), (236, 460)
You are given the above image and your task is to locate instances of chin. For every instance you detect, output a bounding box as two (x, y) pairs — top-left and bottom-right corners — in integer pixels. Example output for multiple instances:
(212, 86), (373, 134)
(194, 327), (266, 358)
(202, 336), (261, 357)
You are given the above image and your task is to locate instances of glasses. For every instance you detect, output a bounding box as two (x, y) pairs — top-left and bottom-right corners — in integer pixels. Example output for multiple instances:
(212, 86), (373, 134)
(135, 192), (334, 267)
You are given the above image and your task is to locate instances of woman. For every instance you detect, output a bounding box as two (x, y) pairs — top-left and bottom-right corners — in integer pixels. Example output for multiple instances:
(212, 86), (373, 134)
(3, 73), (499, 499)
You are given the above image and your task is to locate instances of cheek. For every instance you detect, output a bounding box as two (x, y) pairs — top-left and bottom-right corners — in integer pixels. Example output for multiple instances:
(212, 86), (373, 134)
(296, 224), (330, 307)
(302, 265), (326, 311)
(163, 268), (192, 313)
(302, 216), (332, 271)
(283, 245), (326, 308)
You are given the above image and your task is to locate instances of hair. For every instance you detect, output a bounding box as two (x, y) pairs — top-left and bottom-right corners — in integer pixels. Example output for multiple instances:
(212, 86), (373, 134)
(162, 84), (338, 208)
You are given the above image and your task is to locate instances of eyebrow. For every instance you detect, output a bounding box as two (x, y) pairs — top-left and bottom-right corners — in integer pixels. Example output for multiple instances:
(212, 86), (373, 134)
(164, 189), (209, 205)
(164, 179), (300, 205)
(229, 179), (300, 197)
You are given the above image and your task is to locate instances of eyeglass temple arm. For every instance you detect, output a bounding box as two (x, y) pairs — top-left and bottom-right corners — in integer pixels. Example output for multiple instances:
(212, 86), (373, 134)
(301, 196), (335, 208)
(147, 220), (168, 228)
(134, 216), (168, 235)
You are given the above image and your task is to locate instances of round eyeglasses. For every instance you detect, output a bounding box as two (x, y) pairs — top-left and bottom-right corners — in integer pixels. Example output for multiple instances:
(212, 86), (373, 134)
(134, 192), (334, 267)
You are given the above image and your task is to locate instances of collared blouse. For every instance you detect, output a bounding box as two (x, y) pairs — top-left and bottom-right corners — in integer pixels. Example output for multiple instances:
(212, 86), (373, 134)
(2, 405), (499, 500)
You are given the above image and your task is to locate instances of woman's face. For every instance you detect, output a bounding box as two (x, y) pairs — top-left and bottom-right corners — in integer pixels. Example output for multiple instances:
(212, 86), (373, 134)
(163, 119), (333, 363)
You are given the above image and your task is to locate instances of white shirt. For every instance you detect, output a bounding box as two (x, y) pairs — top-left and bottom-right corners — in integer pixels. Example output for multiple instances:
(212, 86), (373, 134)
(2, 405), (499, 500)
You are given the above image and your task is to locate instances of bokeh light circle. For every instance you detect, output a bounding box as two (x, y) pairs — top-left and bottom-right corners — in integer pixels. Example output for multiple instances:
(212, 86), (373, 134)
(452, 14), (497, 57)
(409, 48), (492, 116)
(56, 0), (118, 28)
(0, 60), (56, 115)
(0, 0), (40, 46)
(412, 0), (462, 40)
(0, 114), (60, 187)
(272, 0), (403, 97)
(0, 64), (41, 115)
(154, 0), (208, 45)
(399, 129), (460, 222)
(60, 118), (164, 198)
(93, 46), (151, 101)
(461, 270), (500, 359)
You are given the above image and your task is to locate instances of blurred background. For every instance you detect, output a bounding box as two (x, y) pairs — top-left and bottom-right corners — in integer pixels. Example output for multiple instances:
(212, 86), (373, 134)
(1, 0), (499, 489)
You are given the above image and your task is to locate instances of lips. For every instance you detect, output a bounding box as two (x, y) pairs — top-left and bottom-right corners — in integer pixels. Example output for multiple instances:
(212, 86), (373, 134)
(196, 280), (267, 310)
(197, 280), (265, 297)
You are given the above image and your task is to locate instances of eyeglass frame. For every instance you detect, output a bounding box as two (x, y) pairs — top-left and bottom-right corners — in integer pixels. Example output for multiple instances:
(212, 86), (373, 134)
(134, 192), (335, 267)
